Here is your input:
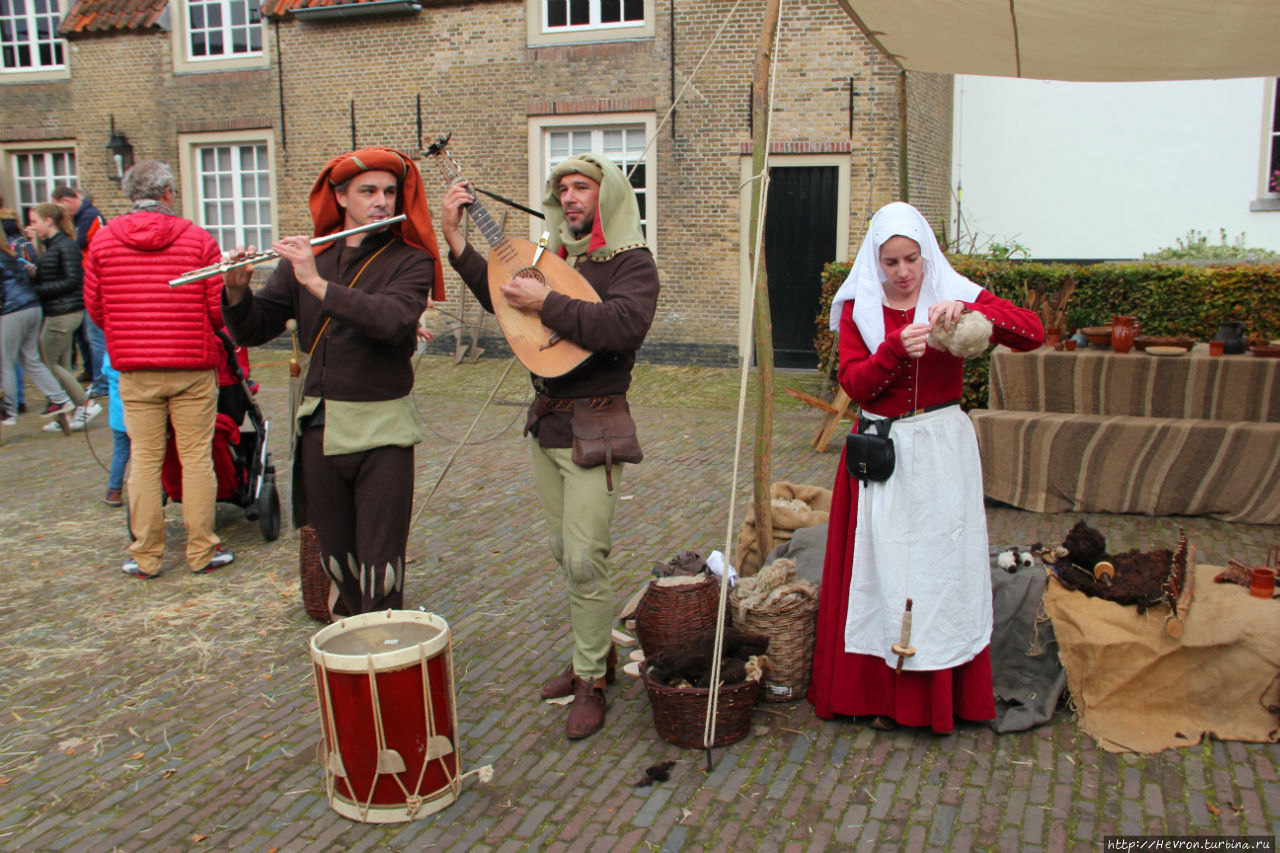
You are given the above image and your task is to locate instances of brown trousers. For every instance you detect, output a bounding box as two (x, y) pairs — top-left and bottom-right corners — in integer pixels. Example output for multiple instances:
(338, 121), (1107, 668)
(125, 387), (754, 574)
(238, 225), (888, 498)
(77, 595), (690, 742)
(300, 427), (413, 614)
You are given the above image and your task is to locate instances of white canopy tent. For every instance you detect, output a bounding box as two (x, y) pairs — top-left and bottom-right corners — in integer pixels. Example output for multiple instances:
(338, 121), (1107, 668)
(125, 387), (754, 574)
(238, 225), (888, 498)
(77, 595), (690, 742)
(834, 0), (1280, 81)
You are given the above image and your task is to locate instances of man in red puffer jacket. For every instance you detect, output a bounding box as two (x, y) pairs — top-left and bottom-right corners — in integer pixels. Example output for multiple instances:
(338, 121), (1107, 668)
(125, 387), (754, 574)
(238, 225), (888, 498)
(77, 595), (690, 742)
(83, 160), (234, 580)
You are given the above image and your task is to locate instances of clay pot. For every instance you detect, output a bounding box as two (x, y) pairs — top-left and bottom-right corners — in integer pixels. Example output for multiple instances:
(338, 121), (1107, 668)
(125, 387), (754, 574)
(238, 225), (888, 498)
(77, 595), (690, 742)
(1213, 321), (1248, 355)
(1044, 328), (1062, 348)
(1250, 567), (1276, 599)
(1110, 316), (1137, 354)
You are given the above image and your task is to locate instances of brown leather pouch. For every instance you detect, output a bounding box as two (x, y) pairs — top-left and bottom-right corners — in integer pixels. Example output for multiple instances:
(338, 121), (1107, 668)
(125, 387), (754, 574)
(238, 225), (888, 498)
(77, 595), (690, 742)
(570, 397), (643, 491)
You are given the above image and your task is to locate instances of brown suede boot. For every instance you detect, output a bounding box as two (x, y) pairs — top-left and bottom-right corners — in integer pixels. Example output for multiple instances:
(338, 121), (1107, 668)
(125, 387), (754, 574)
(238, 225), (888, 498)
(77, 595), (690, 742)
(539, 644), (617, 700)
(565, 675), (607, 739)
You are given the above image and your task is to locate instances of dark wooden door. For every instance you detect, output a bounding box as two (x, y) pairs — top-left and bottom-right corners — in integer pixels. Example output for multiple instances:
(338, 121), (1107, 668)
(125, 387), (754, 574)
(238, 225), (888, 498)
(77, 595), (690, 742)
(763, 166), (839, 369)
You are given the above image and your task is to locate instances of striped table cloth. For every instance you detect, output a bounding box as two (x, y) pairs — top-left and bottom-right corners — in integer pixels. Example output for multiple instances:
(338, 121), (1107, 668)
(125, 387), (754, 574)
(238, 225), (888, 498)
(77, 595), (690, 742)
(987, 344), (1280, 422)
(972, 345), (1280, 524)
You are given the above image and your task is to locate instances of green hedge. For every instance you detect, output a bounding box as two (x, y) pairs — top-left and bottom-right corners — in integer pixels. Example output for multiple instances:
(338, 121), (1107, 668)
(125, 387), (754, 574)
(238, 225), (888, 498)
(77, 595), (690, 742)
(814, 259), (1280, 410)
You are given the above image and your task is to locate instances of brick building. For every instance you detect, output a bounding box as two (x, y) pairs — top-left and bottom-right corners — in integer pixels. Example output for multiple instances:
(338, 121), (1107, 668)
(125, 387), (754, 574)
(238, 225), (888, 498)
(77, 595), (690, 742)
(0, 0), (952, 366)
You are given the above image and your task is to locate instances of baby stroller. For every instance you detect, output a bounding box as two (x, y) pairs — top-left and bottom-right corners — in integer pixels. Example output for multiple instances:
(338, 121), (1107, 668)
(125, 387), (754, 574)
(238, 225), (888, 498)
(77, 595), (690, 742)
(156, 330), (281, 541)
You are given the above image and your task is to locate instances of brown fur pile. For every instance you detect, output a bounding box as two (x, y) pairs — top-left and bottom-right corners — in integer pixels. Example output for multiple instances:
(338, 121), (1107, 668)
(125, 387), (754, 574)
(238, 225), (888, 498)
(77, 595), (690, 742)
(645, 626), (770, 689)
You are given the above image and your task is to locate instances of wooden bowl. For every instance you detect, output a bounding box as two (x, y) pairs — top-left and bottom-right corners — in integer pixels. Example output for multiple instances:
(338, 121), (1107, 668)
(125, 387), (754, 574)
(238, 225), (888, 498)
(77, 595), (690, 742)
(1080, 326), (1113, 349)
(1134, 335), (1194, 352)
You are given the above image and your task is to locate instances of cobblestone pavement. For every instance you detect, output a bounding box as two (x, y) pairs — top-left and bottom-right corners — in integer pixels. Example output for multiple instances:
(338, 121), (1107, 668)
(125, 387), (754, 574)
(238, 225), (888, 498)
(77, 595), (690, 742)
(1, 356), (1277, 852)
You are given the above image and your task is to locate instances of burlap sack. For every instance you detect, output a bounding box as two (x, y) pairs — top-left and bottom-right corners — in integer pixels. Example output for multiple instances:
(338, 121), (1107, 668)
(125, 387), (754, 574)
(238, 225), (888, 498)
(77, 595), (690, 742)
(1044, 561), (1280, 753)
(734, 482), (831, 577)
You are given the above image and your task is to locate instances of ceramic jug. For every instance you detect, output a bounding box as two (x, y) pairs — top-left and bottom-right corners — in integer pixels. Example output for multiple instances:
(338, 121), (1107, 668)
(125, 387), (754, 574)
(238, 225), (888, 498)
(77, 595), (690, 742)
(1212, 321), (1247, 354)
(1110, 315), (1137, 354)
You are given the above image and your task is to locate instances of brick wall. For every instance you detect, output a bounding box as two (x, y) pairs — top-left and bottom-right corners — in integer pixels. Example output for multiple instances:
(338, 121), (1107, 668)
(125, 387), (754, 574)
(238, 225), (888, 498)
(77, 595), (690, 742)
(904, 70), (954, 244)
(6, 0), (952, 365)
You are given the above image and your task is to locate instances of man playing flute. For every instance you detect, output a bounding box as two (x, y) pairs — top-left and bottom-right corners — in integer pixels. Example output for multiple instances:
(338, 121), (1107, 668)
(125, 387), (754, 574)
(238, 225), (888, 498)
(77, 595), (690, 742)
(223, 148), (443, 614)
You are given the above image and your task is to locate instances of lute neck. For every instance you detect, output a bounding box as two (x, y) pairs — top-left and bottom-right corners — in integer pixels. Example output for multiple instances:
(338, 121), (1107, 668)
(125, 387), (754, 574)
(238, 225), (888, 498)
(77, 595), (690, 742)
(438, 160), (509, 251)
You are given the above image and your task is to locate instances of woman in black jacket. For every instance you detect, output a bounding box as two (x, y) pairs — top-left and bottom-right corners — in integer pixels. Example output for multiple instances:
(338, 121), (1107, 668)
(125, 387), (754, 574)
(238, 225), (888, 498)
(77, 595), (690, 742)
(26, 202), (89, 419)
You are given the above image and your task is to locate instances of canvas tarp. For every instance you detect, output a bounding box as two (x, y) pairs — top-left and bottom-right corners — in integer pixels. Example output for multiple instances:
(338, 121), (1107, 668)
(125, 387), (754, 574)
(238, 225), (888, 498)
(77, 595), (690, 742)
(836, 0), (1280, 82)
(1043, 562), (1280, 753)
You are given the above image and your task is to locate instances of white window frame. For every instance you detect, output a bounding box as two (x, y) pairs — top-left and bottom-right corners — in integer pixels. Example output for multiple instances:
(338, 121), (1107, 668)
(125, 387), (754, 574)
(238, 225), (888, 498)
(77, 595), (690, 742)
(737, 153), (850, 359)
(0, 0), (69, 81)
(170, 0), (268, 74)
(528, 113), (657, 254)
(4, 142), (78, 225)
(178, 129), (276, 254)
(1264, 77), (1279, 197)
(526, 0), (653, 47)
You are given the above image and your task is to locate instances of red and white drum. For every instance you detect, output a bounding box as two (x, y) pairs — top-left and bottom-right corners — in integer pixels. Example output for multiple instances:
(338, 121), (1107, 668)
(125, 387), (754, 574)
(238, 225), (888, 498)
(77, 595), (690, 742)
(310, 610), (460, 823)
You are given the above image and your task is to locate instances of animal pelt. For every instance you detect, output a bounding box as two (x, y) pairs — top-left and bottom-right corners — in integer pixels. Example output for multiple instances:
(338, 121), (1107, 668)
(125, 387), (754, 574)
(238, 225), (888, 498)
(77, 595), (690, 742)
(1063, 521), (1109, 568)
(646, 627), (770, 688)
(652, 549), (709, 579)
(634, 759), (677, 787)
(996, 547), (1035, 573)
(927, 309), (993, 358)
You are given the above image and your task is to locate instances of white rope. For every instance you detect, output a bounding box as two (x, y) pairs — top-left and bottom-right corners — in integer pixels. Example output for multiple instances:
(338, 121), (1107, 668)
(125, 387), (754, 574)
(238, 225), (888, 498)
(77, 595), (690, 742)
(703, 0), (787, 751)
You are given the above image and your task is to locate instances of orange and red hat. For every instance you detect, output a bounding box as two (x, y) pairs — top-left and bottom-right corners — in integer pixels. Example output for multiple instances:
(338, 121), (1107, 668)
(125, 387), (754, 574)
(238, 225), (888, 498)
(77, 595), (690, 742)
(308, 147), (444, 300)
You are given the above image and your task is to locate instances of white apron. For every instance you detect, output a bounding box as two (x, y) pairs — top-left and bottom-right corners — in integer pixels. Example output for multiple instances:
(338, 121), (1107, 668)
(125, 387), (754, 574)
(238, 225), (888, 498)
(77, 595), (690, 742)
(843, 405), (991, 671)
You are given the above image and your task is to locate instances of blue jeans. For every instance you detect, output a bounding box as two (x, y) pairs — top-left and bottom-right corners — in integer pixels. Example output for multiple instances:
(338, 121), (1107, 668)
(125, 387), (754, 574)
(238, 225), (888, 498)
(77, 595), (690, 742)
(108, 428), (131, 491)
(84, 315), (107, 396)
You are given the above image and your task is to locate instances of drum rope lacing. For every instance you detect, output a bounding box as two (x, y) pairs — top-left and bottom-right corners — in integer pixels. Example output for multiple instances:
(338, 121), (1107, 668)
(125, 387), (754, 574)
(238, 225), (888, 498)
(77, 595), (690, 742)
(316, 620), (493, 821)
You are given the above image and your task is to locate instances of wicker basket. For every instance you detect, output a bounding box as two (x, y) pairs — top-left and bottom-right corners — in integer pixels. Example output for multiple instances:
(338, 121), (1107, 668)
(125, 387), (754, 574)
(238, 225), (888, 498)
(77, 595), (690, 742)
(731, 596), (819, 702)
(634, 575), (725, 658)
(641, 660), (761, 748)
(299, 526), (351, 623)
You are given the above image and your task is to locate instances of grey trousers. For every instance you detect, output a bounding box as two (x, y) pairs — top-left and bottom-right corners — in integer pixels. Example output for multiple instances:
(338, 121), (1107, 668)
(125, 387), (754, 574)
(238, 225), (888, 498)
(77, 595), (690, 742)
(2, 306), (71, 413)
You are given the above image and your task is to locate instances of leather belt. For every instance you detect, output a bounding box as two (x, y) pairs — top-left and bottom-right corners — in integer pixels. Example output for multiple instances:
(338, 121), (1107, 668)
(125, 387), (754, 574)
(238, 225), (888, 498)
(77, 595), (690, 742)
(860, 398), (961, 429)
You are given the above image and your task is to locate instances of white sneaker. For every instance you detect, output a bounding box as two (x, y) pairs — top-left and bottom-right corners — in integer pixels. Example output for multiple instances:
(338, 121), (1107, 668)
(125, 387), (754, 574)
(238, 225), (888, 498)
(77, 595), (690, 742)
(1, 413), (15, 426)
(43, 420), (64, 433)
(70, 401), (102, 430)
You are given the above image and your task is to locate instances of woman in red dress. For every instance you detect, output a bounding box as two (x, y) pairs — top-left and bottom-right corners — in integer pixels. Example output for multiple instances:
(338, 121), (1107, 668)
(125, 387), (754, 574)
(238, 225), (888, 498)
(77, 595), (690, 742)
(808, 202), (1042, 733)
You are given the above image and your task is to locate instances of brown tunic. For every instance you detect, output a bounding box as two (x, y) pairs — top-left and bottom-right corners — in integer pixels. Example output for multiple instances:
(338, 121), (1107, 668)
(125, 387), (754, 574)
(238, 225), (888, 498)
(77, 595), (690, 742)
(223, 230), (434, 402)
(449, 242), (659, 447)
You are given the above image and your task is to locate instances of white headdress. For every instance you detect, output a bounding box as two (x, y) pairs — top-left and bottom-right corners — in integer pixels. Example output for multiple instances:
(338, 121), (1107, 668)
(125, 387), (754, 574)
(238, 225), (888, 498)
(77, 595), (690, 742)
(828, 202), (982, 350)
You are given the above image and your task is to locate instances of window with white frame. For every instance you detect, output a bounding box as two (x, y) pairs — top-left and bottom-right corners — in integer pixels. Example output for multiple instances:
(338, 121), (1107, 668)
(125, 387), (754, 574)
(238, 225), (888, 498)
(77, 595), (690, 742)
(196, 142), (272, 251)
(0, 0), (65, 72)
(545, 125), (649, 237)
(186, 0), (261, 60)
(1267, 78), (1279, 195)
(12, 149), (76, 222)
(543, 0), (642, 32)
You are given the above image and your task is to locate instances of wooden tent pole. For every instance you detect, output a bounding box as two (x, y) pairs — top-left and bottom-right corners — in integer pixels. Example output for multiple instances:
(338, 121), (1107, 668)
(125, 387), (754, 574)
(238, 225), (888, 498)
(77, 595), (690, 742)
(748, 0), (782, 568)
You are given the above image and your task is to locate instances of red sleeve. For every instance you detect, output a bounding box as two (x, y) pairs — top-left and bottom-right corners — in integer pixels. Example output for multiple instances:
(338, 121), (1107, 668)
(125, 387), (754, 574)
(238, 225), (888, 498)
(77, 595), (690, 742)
(836, 300), (912, 407)
(200, 235), (223, 330)
(83, 243), (102, 327)
(965, 289), (1043, 351)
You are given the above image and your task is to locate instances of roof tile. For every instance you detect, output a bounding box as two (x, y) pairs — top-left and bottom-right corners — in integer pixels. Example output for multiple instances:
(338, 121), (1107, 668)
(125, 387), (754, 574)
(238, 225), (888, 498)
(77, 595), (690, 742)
(60, 0), (166, 34)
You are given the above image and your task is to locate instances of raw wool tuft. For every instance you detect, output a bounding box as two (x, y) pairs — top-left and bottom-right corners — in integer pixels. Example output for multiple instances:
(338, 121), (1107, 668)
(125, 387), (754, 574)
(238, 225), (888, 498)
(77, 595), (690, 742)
(731, 557), (819, 615)
(771, 497), (811, 514)
(928, 310), (993, 358)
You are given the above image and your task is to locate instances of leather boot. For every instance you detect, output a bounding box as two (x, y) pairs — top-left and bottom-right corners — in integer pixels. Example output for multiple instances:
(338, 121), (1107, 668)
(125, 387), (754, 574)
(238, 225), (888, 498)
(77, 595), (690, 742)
(539, 644), (617, 700)
(566, 675), (607, 739)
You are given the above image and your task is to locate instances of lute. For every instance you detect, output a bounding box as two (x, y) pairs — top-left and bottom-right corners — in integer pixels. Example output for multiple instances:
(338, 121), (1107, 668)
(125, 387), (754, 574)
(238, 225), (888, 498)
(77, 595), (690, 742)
(426, 134), (599, 378)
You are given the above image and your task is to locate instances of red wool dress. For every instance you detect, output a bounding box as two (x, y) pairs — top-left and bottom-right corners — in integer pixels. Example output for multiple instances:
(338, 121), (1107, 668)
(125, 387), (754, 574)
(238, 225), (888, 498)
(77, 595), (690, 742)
(808, 292), (1042, 732)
